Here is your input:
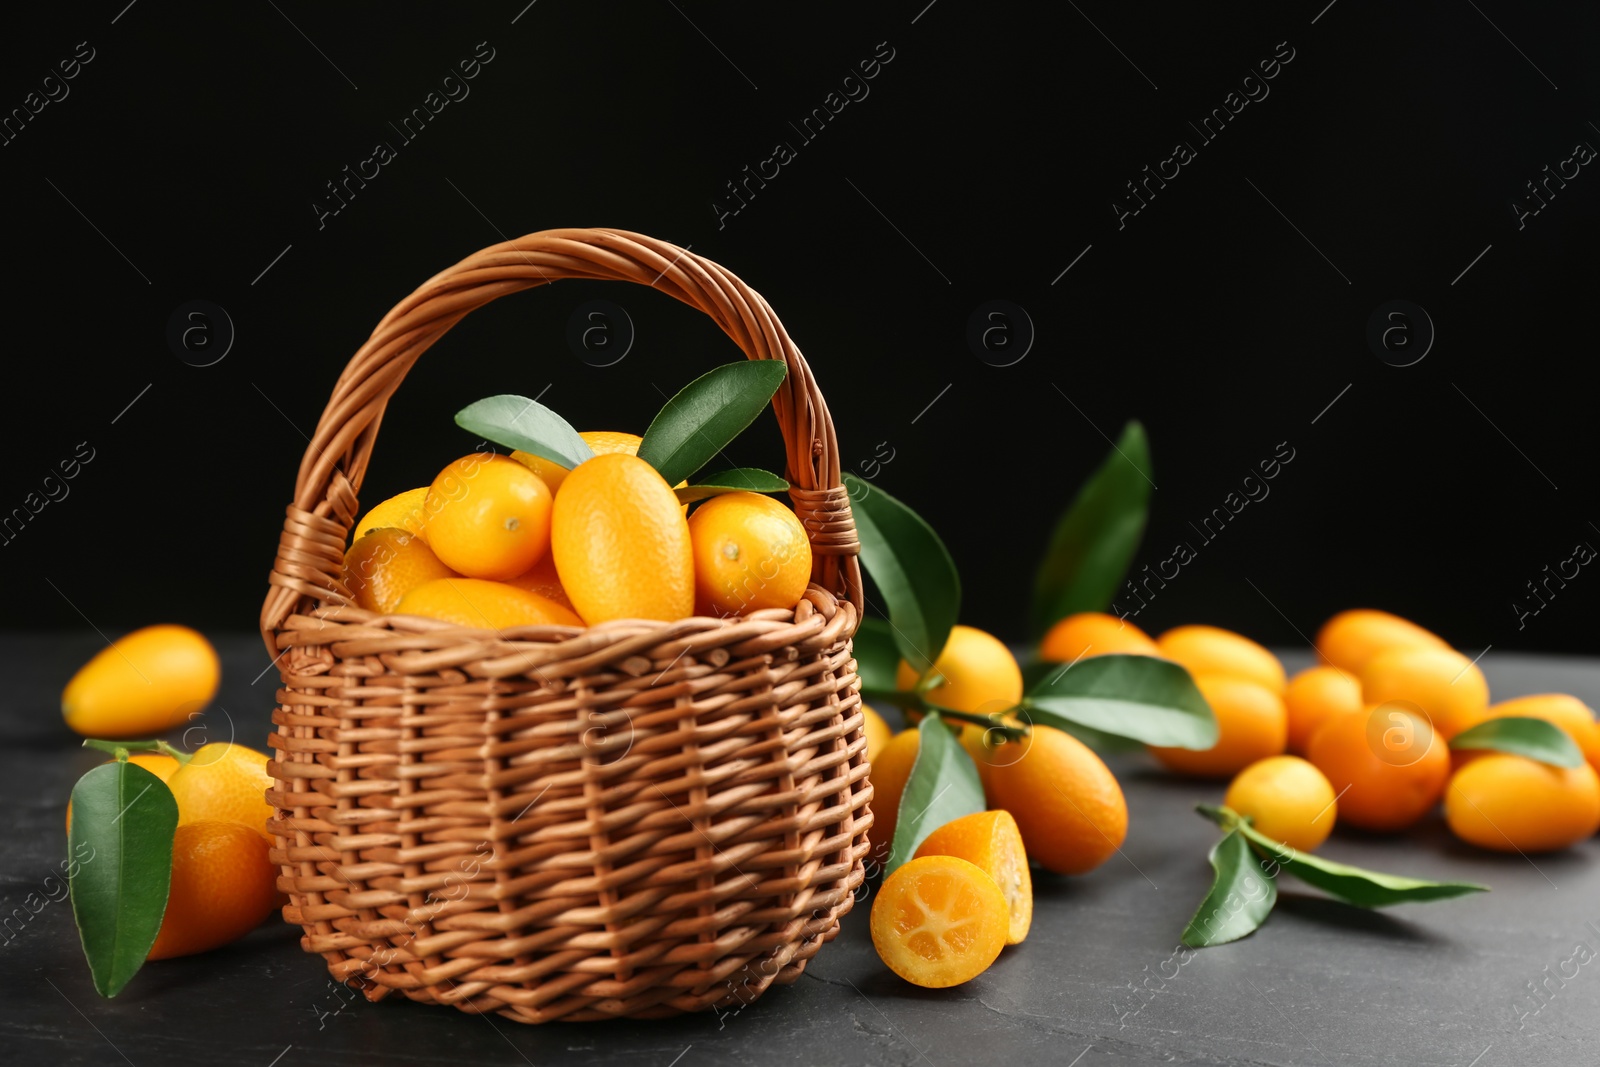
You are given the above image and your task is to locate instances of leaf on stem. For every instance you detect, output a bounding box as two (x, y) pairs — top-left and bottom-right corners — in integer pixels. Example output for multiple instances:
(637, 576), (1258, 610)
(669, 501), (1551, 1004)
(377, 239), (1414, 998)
(1023, 654), (1217, 749)
(843, 473), (960, 676)
(1449, 717), (1584, 769)
(1197, 805), (1489, 908)
(68, 760), (179, 997)
(1181, 829), (1277, 947)
(1030, 420), (1152, 637)
(674, 467), (790, 504)
(1242, 833), (1489, 907)
(887, 713), (985, 876)
(455, 394), (594, 469)
(637, 361), (788, 486)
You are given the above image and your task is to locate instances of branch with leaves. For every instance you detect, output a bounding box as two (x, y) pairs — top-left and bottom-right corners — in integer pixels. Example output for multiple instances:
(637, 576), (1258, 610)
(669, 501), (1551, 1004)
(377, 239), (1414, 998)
(847, 427), (1219, 874)
(1031, 421), (1152, 637)
(1183, 805), (1488, 947)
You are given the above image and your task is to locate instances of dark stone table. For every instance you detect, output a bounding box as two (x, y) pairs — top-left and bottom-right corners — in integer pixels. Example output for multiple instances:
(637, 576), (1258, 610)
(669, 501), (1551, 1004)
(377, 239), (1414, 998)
(4, 634), (1596, 1066)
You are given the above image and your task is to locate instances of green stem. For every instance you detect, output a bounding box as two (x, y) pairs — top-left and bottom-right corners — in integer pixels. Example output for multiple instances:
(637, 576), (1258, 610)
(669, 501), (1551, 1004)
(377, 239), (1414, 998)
(923, 704), (1030, 741)
(860, 688), (1031, 741)
(1195, 803), (1242, 833)
(81, 738), (193, 765)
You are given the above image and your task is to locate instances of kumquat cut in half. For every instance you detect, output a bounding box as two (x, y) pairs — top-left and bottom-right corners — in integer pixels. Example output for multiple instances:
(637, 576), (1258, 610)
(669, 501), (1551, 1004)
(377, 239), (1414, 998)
(870, 855), (1010, 989)
(914, 810), (1033, 945)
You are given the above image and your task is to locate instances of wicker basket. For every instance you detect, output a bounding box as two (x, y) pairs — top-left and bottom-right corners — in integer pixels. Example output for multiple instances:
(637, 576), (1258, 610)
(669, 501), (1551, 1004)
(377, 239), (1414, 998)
(259, 228), (873, 1023)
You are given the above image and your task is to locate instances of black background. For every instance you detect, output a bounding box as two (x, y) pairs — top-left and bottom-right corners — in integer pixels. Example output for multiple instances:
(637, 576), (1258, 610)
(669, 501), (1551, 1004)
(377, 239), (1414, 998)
(2, 1), (1595, 654)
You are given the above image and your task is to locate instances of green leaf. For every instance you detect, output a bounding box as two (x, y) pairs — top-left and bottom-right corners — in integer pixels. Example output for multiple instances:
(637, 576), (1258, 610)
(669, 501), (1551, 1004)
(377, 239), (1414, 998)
(1023, 654), (1217, 749)
(674, 467), (790, 504)
(68, 760), (179, 997)
(1050, 719), (1146, 753)
(1181, 829), (1277, 947)
(1449, 716), (1584, 769)
(1198, 805), (1489, 907)
(1030, 421), (1152, 637)
(887, 713), (986, 875)
(637, 361), (788, 485)
(455, 394), (594, 469)
(1245, 832), (1488, 907)
(853, 616), (902, 694)
(1015, 660), (1141, 751)
(842, 473), (960, 676)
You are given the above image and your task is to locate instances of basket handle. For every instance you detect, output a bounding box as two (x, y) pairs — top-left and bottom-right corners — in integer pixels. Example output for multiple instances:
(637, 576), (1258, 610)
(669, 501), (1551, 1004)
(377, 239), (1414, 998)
(260, 227), (862, 647)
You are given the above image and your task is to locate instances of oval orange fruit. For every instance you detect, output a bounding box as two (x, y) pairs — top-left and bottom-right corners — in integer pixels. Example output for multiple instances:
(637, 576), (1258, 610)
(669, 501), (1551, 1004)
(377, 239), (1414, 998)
(866, 728), (921, 866)
(1305, 704), (1449, 832)
(165, 742), (276, 839)
(1315, 609), (1448, 674)
(352, 486), (430, 543)
(1149, 673), (1287, 778)
(894, 625), (1023, 716)
(1445, 753), (1600, 852)
(503, 554), (575, 611)
(1284, 665), (1362, 755)
(551, 453), (694, 625)
(62, 625), (220, 739)
(395, 577), (581, 630)
(1039, 612), (1158, 664)
(1359, 646), (1488, 741)
(343, 527), (456, 614)
(1155, 625), (1286, 694)
(1224, 755), (1338, 852)
(984, 725), (1127, 875)
(688, 492), (812, 616)
(148, 820), (280, 960)
(424, 454), (554, 580)
(862, 706), (893, 764)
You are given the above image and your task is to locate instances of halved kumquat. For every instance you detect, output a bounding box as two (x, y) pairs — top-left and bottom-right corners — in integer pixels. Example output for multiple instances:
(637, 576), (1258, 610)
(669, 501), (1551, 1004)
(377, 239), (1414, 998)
(871, 855), (1009, 988)
(914, 810), (1033, 944)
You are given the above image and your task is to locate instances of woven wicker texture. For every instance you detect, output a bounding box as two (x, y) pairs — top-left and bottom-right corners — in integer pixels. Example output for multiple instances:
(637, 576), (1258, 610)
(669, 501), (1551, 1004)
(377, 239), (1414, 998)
(260, 229), (872, 1023)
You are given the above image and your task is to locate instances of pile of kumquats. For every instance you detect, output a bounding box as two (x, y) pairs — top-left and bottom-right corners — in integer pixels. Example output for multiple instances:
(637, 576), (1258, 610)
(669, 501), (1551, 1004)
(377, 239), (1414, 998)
(862, 605), (1600, 986)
